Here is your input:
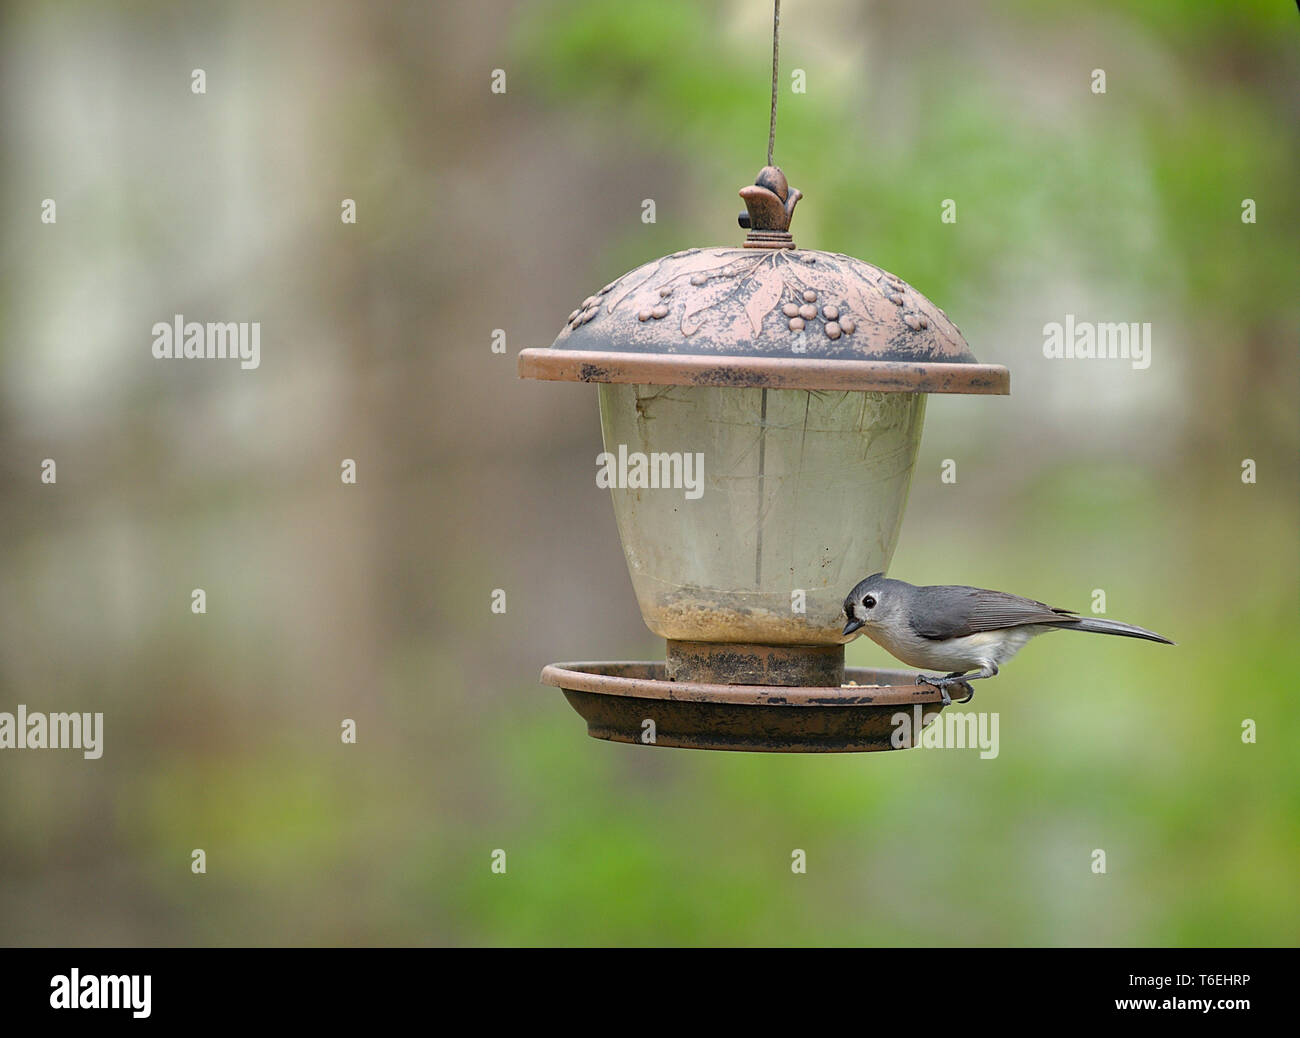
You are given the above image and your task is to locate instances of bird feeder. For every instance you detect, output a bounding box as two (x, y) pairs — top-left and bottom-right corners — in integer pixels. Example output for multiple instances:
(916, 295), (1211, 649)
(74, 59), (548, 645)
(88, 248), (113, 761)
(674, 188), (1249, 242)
(519, 10), (1009, 752)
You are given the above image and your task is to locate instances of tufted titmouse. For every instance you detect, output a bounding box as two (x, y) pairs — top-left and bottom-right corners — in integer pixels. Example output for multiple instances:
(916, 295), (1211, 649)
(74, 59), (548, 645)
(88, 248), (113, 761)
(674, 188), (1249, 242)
(842, 573), (1173, 704)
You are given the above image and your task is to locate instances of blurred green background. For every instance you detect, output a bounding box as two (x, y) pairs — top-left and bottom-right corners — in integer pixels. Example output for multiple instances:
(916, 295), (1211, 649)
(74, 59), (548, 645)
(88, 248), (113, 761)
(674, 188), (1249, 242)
(1, 0), (1296, 946)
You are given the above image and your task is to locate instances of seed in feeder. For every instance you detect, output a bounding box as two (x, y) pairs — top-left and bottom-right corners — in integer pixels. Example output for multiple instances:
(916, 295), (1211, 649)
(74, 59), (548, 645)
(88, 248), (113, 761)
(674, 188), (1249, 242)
(649, 593), (838, 645)
(568, 309), (580, 322)
(889, 294), (904, 306)
(803, 289), (817, 302)
(659, 286), (673, 297)
(581, 308), (598, 323)
(822, 305), (839, 321)
(600, 282), (615, 294)
(903, 313), (922, 330)
(637, 309), (652, 321)
(583, 296), (598, 308)
(788, 317), (805, 331)
(690, 273), (708, 285)
(782, 303), (800, 318)
(799, 304), (817, 321)
(825, 321), (842, 339)
(917, 315), (930, 328)
(651, 304), (669, 319)
(840, 317), (856, 334)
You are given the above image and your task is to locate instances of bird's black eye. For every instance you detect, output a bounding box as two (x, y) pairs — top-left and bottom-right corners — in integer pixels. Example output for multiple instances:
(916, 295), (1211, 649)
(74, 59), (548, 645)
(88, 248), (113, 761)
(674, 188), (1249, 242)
(863, 595), (876, 609)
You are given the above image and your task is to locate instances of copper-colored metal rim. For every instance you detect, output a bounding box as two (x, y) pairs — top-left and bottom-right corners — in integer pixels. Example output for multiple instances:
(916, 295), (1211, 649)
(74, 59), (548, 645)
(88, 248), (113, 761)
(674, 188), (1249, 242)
(518, 348), (1010, 394)
(540, 661), (969, 752)
(540, 661), (959, 706)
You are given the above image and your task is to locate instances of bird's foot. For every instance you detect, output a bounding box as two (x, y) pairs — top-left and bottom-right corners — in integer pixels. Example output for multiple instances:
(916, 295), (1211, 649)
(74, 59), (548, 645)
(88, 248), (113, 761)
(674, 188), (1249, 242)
(917, 674), (953, 706)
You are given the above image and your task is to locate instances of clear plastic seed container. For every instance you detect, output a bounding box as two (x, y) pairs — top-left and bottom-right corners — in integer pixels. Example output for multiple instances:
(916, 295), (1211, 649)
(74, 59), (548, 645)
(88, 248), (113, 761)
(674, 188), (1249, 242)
(598, 383), (926, 645)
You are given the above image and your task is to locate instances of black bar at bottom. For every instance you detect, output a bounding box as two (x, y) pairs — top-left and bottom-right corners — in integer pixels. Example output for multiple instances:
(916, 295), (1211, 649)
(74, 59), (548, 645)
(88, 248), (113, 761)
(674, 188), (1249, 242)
(0, 947), (1287, 1024)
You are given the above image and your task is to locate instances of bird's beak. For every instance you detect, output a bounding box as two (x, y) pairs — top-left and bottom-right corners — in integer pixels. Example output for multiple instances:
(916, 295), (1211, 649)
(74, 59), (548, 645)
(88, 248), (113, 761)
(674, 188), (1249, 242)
(842, 618), (863, 637)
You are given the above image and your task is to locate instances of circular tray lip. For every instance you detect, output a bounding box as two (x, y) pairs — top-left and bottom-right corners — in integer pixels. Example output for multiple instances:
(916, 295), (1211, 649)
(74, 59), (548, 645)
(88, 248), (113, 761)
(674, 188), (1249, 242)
(517, 348), (1009, 395)
(540, 661), (959, 707)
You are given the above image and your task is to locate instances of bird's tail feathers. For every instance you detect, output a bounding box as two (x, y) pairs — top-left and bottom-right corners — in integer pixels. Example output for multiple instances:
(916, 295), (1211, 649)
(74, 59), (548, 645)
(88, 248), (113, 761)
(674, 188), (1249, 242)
(1052, 616), (1174, 645)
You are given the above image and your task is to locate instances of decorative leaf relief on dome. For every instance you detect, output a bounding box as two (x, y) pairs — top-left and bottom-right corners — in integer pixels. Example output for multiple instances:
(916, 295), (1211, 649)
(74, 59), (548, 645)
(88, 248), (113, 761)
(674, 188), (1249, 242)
(565, 249), (939, 345)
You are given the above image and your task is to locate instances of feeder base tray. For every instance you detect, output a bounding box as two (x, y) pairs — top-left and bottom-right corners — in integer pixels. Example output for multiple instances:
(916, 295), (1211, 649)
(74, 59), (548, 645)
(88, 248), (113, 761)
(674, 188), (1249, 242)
(540, 661), (970, 753)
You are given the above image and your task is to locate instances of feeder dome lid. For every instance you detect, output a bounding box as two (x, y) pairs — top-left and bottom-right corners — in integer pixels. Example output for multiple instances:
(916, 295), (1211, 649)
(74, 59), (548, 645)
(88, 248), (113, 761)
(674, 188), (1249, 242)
(519, 167), (1009, 395)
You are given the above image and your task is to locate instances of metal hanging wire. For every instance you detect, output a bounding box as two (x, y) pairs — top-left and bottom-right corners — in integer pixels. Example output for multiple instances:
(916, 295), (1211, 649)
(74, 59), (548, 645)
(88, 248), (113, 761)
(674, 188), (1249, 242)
(768, 0), (781, 166)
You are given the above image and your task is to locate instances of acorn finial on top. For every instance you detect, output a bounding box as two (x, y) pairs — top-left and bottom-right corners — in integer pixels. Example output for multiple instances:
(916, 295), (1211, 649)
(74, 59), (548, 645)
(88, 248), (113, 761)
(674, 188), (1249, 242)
(739, 165), (801, 232)
(738, 166), (801, 248)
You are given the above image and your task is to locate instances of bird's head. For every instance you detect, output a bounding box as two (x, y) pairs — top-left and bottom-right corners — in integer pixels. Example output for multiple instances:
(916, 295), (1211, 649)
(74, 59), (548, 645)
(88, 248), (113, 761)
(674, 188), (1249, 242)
(841, 572), (899, 639)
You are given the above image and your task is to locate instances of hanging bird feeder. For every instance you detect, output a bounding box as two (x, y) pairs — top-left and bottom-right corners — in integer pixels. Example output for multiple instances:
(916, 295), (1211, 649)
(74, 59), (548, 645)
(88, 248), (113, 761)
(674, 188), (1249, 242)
(518, 3), (1009, 752)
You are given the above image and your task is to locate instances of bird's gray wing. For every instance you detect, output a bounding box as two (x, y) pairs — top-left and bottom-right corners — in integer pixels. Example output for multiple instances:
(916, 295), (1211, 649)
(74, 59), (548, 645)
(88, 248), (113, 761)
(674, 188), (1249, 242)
(909, 585), (1077, 640)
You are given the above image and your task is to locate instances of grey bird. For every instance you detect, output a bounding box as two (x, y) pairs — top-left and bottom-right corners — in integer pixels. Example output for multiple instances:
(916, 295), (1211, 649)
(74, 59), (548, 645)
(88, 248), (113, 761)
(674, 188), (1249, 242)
(841, 573), (1174, 705)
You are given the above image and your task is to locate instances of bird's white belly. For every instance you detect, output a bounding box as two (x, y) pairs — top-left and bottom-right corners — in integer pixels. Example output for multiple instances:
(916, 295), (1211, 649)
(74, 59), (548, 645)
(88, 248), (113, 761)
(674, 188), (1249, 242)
(866, 626), (1046, 672)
